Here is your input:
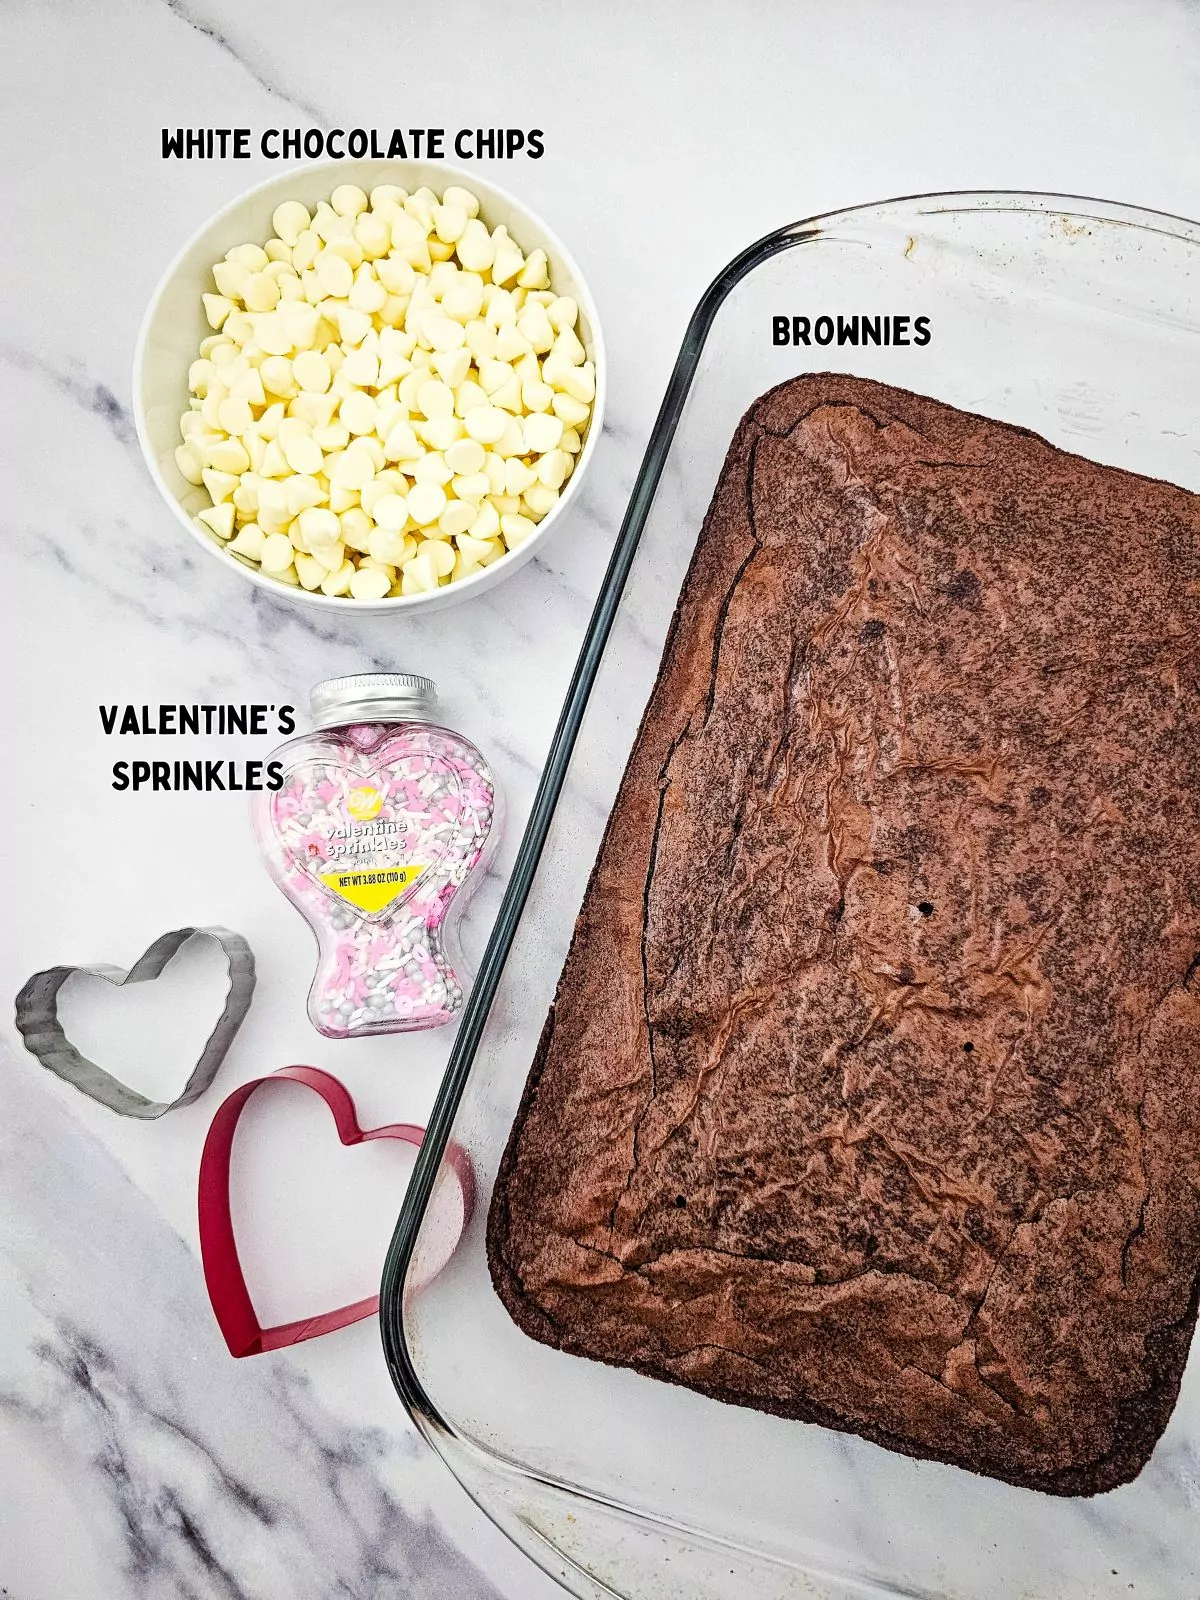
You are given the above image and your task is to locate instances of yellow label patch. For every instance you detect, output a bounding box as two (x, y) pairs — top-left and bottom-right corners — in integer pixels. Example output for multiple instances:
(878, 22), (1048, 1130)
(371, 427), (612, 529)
(346, 785), (384, 821)
(319, 863), (425, 913)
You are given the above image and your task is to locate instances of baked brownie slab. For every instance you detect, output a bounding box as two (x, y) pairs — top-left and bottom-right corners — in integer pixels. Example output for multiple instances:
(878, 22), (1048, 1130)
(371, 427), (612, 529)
(487, 374), (1200, 1495)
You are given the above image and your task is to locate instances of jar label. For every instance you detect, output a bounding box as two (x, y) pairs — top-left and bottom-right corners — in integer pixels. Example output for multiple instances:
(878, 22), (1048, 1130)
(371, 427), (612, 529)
(271, 747), (479, 924)
(318, 862), (426, 913)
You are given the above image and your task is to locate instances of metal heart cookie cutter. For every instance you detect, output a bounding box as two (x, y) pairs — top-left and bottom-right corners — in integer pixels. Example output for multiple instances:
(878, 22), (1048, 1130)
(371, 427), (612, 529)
(14, 926), (255, 1119)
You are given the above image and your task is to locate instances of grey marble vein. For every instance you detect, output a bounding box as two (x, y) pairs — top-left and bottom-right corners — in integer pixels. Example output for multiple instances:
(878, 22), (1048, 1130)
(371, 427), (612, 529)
(0, 345), (137, 450)
(158, 0), (328, 126)
(0, 1043), (505, 1600)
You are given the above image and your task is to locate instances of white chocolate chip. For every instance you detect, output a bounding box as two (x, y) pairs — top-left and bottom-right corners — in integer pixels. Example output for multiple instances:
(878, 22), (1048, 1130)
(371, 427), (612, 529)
(243, 273), (281, 312)
(432, 204), (468, 243)
(413, 451), (452, 486)
(212, 260), (251, 301)
(202, 467), (238, 504)
(439, 500), (476, 539)
(228, 521), (266, 558)
(452, 472), (489, 503)
(339, 391), (377, 436)
(311, 538), (347, 572)
(229, 367), (267, 406)
(536, 448), (572, 489)
(445, 437), (485, 476)
(368, 526), (409, 565)
(517, 304), (554, 352)
(424, 539), (456, 578)
(331, 184), (369, 219)
(272, 200), (311, 246)
(330, 447), (376, 490)
(371, 493), (410, 531)
(469, 499), (501, 541)
(501, 512), (536, 547)
(174, 443), (204, 484)
(292, 350), (331, 392)
(188, 358), (215, 396)
(292, 506), (337, 547)
(456, 219), (495, 273)
(197, 502), (236, 540)
(228, 242), (269, 271)
(340, 507), (374, 552)
(349, 564), (391, 600)
(548, 296), (578, 333)
(559, 360), (596, 403)
(349, 271), (388, 315)
(284, 475), (326, 517)
(314, 251), (354, 299)
(523, 482), (560, 517)
(406, 483), (447, 525)
(260, 531), (295, 572)
(421, 416), (465, 451)
(206, 438), (251, 475)
(334, 305), (373, 346)
(453, 379), (489, 418)
(295, 551), (326, 590)
(219, 398), (256, 438)
(281, 433), (324, 475)
(464, 406), (508, 444)
(432, 347), (472, 387)
(551, 326), (586, 367)
(320, 561), (355, 596)
(442, 185), (480, 218)
(355, 213), (391, 258)
(202, 293), (234, 329)
(486, 288), (518, 327)
(490, 227), (525, 288)
(383, 421), (422, 462)
(517, 249), (549, 289)
(504, 458), (538, 496)
(552, 392), (591, 427)
(357, 434), (385, 471)
(370, 184), (408, 210)
(482, 452), (507, 495)
(495, 323), (532, 362)
(313, 420), (350, 452)
(465, 320), (498, 362)
(417, 379), (455, 419)
(292, 230), (320, 271)
(523, 411), (564, 453)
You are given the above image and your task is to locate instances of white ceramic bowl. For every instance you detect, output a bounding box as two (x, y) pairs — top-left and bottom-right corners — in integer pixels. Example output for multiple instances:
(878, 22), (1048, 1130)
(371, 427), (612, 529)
(134, 160), (605, 613)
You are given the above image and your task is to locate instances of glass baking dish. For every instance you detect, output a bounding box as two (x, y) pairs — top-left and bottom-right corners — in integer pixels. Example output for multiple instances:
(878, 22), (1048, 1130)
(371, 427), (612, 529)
(381, 193), (1200, 1600)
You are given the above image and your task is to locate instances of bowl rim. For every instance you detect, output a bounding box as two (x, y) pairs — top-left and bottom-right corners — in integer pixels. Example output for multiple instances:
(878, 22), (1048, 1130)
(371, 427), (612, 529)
(132, 157), (607, 611)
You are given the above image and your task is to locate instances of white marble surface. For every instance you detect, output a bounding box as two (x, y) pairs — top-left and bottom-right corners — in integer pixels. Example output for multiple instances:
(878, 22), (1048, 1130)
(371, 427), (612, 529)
(3, 3), (1200, 1597)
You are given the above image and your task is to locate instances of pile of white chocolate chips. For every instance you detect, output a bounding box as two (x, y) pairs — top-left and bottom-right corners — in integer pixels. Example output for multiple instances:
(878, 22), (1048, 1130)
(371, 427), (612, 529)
(175, 182), (595, 599)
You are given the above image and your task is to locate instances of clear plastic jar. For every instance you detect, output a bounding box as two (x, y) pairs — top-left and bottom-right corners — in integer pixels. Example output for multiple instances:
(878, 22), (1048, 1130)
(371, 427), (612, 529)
(253, 673), (499, 1037)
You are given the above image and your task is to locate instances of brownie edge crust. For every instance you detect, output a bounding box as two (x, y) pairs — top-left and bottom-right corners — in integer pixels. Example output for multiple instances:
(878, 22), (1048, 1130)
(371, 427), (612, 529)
(487, 374), (1200, 1496)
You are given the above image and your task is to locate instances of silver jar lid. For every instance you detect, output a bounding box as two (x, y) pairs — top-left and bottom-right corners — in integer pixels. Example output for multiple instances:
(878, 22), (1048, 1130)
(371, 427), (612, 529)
(309, 673), (438, 729)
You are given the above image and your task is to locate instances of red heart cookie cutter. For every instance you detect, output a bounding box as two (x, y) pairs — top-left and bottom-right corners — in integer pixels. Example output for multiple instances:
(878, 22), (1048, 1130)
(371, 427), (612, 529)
(199, 1065), (472, 1357)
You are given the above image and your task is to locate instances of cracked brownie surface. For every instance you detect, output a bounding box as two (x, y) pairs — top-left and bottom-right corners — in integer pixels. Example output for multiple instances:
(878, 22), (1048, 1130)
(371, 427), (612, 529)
(486, 374), (1200, 1495)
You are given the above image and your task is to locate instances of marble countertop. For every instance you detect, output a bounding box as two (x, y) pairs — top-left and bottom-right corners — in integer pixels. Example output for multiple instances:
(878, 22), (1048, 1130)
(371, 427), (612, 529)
(4, 3), (1200, 1597)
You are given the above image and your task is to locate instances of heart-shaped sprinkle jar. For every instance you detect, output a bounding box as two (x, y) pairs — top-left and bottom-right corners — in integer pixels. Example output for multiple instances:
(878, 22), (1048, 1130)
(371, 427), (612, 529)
(253, 675), (499, 1037)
